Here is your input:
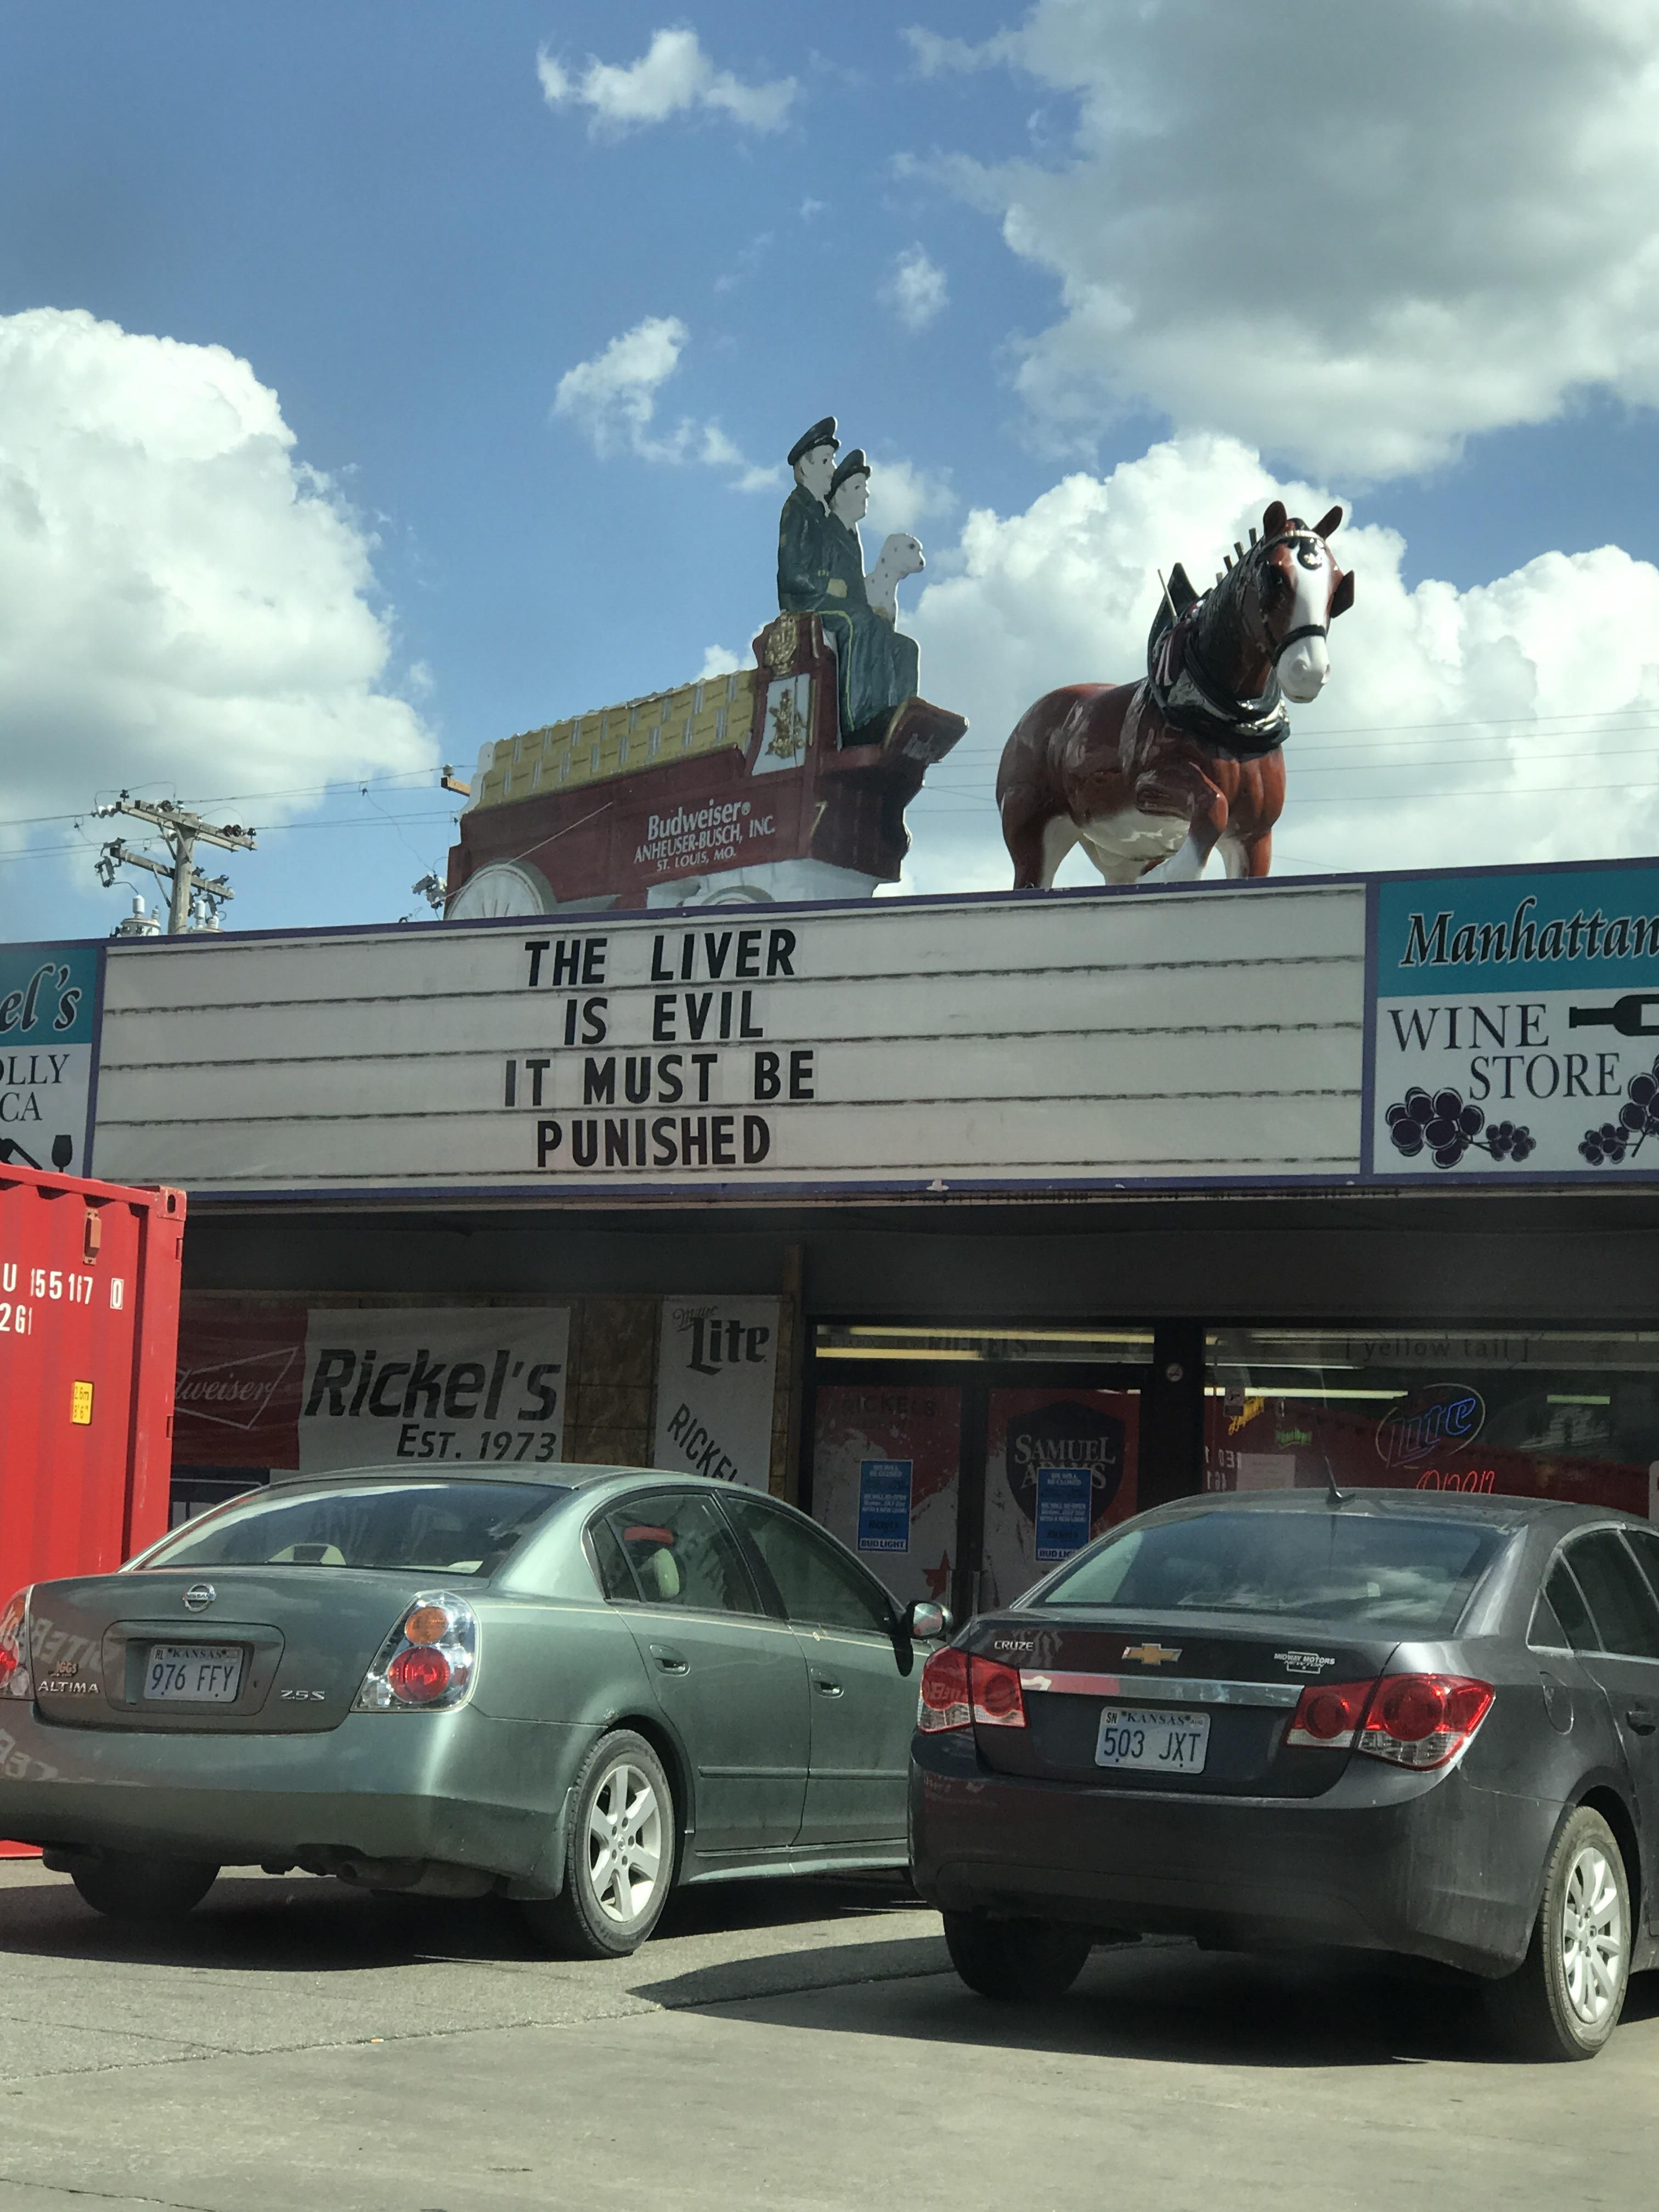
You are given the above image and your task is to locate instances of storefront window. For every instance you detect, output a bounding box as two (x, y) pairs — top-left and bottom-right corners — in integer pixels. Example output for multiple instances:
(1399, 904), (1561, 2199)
(1205, 1329), (1659, 1517)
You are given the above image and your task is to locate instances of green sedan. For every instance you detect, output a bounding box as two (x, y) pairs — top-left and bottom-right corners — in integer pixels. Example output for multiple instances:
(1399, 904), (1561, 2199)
(0, 1465), (950, 1956)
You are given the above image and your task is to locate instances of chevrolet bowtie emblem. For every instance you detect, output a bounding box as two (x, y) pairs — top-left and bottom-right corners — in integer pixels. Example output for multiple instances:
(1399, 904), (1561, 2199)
(1122, 1643), (1181, 1666)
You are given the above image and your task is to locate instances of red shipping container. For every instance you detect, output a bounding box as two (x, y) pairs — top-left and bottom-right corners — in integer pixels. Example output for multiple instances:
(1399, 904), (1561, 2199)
(0, 1164), (185, 1850)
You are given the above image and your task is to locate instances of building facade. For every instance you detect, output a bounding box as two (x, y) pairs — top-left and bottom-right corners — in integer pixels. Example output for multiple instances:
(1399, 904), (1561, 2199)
(19, 854), (1657, 1619)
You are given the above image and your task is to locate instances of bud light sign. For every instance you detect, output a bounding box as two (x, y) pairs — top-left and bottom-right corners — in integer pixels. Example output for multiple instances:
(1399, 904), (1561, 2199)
(1375, 1383), (1485, 1469)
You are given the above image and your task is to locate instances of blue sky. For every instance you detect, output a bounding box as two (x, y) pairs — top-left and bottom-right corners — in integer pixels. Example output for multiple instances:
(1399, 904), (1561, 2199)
(3, 0), (1659, 939)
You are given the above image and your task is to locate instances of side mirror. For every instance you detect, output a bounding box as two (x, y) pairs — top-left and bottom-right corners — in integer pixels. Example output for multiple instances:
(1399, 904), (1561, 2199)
(904, 1599), (953, 1642)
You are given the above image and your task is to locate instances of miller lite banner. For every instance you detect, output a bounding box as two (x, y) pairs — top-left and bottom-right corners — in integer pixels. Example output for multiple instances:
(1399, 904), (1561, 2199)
(652, 1296), (781, 1491)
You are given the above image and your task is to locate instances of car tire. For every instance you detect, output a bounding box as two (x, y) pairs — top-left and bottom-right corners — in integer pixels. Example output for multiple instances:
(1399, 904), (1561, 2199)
(943, 1911), (1093, 2001)
(1487, 1805), (1631, 2061)
(522, 1730), (675, 1960)
(68, 1852), (219, 1923)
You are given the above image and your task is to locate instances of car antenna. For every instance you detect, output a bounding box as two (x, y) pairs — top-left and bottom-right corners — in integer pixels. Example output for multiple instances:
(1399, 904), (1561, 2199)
(1324, 1455), (1350, 1506)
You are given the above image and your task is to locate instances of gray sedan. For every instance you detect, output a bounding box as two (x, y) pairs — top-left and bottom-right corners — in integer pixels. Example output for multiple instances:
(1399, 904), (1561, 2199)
(0, 1466), (947, 1955)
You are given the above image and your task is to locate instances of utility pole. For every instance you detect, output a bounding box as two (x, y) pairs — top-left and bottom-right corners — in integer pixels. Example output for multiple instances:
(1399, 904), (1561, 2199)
(93, 795), (257, 934)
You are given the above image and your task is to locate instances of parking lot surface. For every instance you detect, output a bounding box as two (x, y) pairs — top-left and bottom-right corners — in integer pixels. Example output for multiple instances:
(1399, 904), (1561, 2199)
(0, 1861), (1654, 2211)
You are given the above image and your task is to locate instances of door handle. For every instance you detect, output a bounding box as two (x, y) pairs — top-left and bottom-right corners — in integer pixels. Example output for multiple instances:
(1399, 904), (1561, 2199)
(650, 1644), (689, 1674)
(1626, 1704), (1656, 1735)
(813, 1674), (844, 1697)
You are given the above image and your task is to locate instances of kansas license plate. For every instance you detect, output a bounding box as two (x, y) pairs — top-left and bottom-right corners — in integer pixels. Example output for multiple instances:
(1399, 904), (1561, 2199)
(1095, 1705), (1210, 1775)
(142, 1644), (245, 1703)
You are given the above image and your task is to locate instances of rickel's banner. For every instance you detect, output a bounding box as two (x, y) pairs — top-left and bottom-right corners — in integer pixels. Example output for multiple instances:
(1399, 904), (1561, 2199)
(652, 1296), (781, 1491)
(298, 1308), (569, 1474)
(1370, 864), (1659, 1178)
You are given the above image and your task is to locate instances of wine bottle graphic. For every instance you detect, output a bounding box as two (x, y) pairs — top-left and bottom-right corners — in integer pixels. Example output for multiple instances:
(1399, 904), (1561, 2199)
(1568, 993), (1659, 1037)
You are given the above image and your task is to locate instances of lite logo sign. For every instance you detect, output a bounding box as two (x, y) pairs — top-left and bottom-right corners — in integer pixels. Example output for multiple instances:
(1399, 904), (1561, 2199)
(653, 1297), (780, 1492)
(1375, 1385), (1486, 1468)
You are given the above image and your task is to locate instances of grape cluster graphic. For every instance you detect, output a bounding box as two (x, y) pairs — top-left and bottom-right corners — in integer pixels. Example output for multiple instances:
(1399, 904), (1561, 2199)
(1386, 1087), (1535, 1170)
(1579, 1055), (1659, 1166)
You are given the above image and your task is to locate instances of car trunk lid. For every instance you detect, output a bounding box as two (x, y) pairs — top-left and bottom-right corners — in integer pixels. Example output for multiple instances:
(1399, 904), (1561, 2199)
(966, 1614), (1398, 1797)
(25, 1567), (432, 1733)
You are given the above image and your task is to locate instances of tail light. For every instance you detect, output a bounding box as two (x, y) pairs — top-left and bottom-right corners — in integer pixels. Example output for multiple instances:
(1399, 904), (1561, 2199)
(917, 1649), (1030, 1733)
(0, 1588), (31, 1701)
(1358, 1674), (1494, 1770)
(968, 1655), (1027, 1729)
(354, 1592), (478, 1713)
(1286, 1678), (1375, 1750)
(918, 1646), (969, 1732)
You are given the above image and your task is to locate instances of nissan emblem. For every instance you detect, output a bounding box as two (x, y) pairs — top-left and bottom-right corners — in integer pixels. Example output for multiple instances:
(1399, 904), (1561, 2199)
(183, 1583), (217, 1612)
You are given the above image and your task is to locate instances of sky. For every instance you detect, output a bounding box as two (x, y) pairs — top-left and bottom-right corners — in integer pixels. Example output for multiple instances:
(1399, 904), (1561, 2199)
(3, 0), (1659, 942)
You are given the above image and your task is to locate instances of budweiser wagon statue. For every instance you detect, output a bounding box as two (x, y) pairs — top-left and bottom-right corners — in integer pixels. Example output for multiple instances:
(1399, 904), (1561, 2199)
(447, 421), (965, 918)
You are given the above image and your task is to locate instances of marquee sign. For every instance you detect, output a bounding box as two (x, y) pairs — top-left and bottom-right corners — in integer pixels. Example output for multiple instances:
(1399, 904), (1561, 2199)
(89, 880), (1365, 1197)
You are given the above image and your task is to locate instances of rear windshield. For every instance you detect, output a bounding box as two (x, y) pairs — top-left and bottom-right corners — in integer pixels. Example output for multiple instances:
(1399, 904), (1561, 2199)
(1036, 1510), (1503, 1634)
(143, 1481), (569, 1578)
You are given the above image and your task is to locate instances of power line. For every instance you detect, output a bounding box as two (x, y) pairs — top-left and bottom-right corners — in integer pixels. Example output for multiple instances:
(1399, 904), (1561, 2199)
(0, 765), (453, 833)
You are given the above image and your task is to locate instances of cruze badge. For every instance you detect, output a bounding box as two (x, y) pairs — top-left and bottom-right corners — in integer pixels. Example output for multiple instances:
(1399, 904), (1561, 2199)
(1122, 1643), (1181, 1666)
(182, 1583), (217, 1613)
(1276, 1649), (1336, 1674)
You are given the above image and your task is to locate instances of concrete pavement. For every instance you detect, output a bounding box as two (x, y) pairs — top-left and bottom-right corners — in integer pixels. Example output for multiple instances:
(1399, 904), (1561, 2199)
(0, 1862), (1652, 2210)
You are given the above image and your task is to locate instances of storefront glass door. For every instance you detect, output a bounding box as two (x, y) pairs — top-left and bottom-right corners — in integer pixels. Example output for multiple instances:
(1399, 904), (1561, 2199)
(979, 1383), (1140, 1611)
(807, 1326), (1152, 1619)
(809, 1380), (962, 1610)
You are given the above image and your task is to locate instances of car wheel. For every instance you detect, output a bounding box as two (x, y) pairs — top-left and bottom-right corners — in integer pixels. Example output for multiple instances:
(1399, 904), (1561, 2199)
(522, 1730), (674, 1960)
(1488, 1805), (1631, 2061)
(68, 1852), (219, 1923)
(943, 1911), (1093, 2001)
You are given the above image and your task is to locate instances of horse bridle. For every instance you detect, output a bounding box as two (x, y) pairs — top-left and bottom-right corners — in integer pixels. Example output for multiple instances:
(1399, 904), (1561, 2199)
(1244, 529), (1331, 664)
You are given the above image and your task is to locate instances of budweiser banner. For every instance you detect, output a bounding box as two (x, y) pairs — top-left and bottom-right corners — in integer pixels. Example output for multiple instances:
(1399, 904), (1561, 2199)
(652, 1296), (780, 1491)
(174, 1307), (307, 1468)
(298, 1308), (570, 1475)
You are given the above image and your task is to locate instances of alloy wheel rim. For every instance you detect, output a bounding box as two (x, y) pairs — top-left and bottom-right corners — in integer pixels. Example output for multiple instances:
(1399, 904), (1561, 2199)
(586, 1760), (664, 1926)
(1560, 1843), (1624, 2027)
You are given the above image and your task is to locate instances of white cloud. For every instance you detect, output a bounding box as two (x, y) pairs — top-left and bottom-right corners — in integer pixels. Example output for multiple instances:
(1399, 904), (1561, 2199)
(552, 314), (690, 458)
(697, 644), (748, 680)
(882, 245), (949, 334)
(897, 431), (1659, 894)
(0, 307), (430, 849)
(901, 26), (1016, 75)
(553, 315), (780, 490)
(906, 0), (1659, 478)
(862, 457), (957, 543)
(537, 29), (795, 137)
